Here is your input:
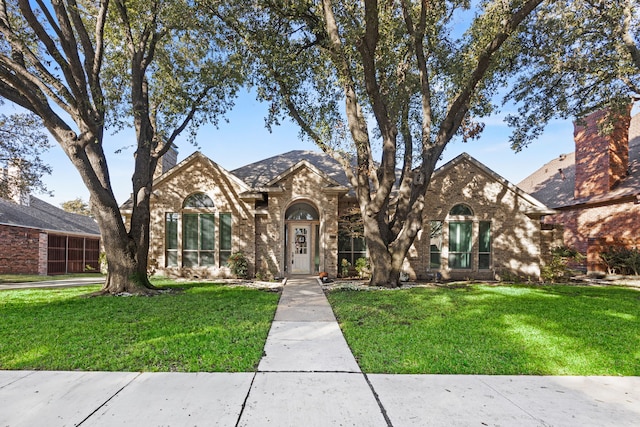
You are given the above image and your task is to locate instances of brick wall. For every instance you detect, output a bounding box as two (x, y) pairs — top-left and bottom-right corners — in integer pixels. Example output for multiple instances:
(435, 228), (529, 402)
(574, 107), (631, 199)
(148, 154), (257, 278)
(587, 236), (640, 273)
(543, 199), (640, 271)
(0, 224), (45, 274)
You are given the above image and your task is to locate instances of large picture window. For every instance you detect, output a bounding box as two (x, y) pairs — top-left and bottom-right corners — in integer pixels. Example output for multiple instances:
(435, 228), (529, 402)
(338, 208), (367, 267)
(449, 221), (473, 269)
(429, 205), (493, 273)
(338, 232), (367, 266)
(183, 213), (215, 267)
(164, 193), (233, 269)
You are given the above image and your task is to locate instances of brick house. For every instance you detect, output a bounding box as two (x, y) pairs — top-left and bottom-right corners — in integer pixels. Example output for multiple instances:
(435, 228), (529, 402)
(518, 108), (640, 273)
(0, 196), (101, 275)
(125, 149), (554, 281)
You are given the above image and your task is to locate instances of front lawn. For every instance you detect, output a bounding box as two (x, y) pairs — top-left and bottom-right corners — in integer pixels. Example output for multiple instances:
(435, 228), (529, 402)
(0, 281), (280, 372)
(326, 284), (640, 375)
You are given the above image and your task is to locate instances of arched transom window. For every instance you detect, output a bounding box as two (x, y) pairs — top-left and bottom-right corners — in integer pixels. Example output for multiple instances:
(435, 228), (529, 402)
(183, 193), (215, 209)
(449, 203), (473, 216)
(286, 202), (319, 221)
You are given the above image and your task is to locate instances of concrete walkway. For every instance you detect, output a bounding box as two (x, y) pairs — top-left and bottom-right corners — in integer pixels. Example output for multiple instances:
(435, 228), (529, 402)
(1, 276), (639, 426)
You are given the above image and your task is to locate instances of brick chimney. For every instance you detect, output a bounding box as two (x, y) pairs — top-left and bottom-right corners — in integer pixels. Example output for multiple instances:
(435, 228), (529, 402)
(153, 145), (178, 180)
(1, 160), (30, 206)
(573, 106), (631, 199)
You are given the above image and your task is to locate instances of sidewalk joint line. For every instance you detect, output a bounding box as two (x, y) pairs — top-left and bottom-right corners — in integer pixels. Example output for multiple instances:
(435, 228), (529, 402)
(478, 377), (551, 427)
(363, 373), (394, 427)
(76, 372), (142, 426)
(235, 371), (258, 427)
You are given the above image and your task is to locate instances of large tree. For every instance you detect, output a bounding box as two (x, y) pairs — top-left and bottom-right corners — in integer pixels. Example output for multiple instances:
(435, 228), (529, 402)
(506, 0), (640, 148)
(0, 0), (241, 294)
(210, 0), (545, 287)
(0, 106), (51, 200)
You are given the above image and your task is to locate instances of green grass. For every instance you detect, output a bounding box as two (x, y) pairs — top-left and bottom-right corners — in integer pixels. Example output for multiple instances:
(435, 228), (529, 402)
(0, 281), (280, 372)
(326, 284), (640, 375)
(0, 273), (103, 284)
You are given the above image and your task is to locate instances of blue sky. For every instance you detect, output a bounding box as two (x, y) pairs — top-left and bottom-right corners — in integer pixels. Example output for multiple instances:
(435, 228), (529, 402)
(7, 88), (576, 207)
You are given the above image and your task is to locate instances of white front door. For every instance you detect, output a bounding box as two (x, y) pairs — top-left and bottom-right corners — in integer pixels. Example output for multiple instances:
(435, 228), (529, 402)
(291, 225), (311, 274)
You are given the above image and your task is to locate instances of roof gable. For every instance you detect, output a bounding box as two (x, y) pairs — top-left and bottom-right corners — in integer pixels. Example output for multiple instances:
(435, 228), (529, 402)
(434, 153), (554, 216)
(154, 151), (251, 193)
(121, 151), (253, 210)
(265, 159), (346, 189)
(232, 150), (349, 188)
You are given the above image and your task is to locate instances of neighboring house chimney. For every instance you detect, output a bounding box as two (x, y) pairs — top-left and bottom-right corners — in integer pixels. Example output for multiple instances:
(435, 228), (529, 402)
(1, 161), (30, 206)
(154, 145), (178, 180)
(573, 106), (631, 199)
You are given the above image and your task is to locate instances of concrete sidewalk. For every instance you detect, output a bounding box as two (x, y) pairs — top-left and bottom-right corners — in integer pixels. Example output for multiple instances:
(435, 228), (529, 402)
(0, 276), (104, 291)
(1, 276), (639, 426)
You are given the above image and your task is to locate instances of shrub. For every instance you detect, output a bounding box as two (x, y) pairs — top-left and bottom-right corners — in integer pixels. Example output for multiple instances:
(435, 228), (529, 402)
(354, 257), (370, 279)
(227, 252), (249, 278)
(600, 246), (640, 276)
(541, 246), (583, 283)
(340, 258), (351, 277)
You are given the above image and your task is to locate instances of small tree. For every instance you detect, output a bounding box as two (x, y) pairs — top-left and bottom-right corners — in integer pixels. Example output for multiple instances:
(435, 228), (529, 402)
(0, 109), (51, 200)
(60, 198), (92, 216)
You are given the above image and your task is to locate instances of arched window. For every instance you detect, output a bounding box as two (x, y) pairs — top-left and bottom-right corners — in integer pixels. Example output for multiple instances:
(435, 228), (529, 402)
(183, 193), (215, 209)
(449, 204), (473, 216)
(286, 202), (319, 221)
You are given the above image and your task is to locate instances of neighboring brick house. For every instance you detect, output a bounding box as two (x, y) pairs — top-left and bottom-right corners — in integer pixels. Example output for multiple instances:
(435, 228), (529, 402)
(125, 149), (554, 281)
(0, 195), (101, 275)
(518, 108), (640, 273)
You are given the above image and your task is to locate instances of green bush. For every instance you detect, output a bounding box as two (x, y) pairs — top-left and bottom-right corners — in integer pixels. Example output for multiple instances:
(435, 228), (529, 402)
(354, 257), (370, 278)
(227, 252), (249, 278)
(600, 246), (640, 275)
(340, 258), (351, 277)
(541, 246), (583, 283)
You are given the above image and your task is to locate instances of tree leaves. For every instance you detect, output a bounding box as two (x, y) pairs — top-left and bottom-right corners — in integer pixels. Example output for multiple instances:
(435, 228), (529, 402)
(0, 109), (52, 199)
(506, 0), (640, 150)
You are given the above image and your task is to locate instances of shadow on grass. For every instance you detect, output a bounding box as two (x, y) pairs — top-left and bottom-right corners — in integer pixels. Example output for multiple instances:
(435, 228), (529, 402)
(0, 283), (280, 372)
(327, 284), (640, 375)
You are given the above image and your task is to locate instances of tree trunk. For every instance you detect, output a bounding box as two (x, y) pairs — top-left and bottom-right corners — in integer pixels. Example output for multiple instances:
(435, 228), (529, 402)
(368, 243), (395, 287)
(89, 189), (158, 296)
